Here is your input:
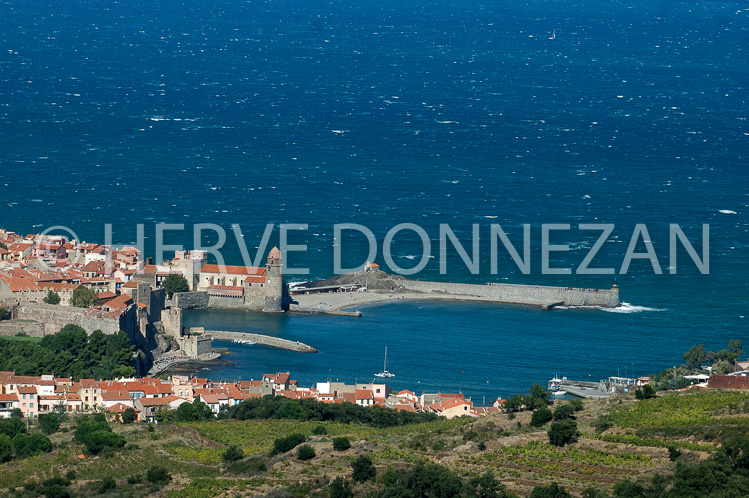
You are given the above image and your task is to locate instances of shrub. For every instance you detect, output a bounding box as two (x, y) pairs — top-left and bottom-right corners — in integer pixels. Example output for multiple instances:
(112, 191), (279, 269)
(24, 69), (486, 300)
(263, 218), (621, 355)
(478, 441), (487, 451)
(273, 433), (306, 454)
(146, 466), (171, 485)
(38, 413), (61, 435)
(82, 430), (125, 455)
(351, 454), (376, 482)
(667, 445), (682, 461)
(332, 436), (351, 451)
(222, 444), (244, 463)
(312, 425), (327, 435)
(642, 384), (656, 399)
(377, 461), (461, 495)
(548, 420), (579, 447)
(227, 457), (267, 474)
(98, 476), (116, 493)
(328, 477), (354, 498)
(552, 403), (576, 421)
(568, 398), (584, 412)
(530, 482), (571, 497)
(297, 444), (316, 460)
(65, 470), (76, 481)
(530, 407), (553, 428)
(593, 415), (613, 433)
(0, 434), (13, 463)
(126, 475), (142, 485)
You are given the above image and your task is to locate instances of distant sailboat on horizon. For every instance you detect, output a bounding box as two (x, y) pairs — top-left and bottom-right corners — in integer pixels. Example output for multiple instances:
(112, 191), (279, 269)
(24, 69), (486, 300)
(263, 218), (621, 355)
(375, 347), (395, 378)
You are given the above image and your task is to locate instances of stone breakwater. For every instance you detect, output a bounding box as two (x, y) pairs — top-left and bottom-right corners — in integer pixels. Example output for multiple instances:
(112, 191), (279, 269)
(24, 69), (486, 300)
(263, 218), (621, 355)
(206, 330), (318, 353)
(399, 281), (620, 308)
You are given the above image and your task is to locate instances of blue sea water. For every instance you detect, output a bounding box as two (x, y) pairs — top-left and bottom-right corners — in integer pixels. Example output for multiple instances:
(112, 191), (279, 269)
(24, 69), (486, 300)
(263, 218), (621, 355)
(1, 0), (747, 400)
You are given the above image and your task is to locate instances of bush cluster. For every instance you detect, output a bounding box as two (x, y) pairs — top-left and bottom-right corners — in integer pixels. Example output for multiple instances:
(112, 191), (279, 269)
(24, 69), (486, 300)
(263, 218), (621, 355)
(220, 395), (438, 427)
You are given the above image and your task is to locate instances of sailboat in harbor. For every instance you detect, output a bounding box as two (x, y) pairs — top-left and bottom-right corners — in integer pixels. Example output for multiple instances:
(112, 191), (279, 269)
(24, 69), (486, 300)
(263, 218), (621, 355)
(375, 347), (395, 378)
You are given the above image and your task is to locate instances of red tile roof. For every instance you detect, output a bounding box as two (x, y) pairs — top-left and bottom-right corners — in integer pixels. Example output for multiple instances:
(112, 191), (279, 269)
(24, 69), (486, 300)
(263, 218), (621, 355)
(201, 264), (266, 276)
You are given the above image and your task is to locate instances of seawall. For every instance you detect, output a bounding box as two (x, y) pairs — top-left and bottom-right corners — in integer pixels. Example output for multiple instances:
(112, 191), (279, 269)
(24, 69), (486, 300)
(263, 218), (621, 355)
(206, 330), (318, 353)
(399, 281), (619, 308)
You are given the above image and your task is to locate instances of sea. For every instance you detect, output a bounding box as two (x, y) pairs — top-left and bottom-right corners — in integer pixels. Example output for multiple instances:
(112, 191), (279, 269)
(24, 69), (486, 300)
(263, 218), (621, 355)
(1, 0), (747, 401)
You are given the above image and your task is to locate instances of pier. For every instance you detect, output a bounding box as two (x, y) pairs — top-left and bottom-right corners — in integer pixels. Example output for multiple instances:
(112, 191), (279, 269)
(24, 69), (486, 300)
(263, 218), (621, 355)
(559, 380), (611, 399)
(207, 330), (318, 353)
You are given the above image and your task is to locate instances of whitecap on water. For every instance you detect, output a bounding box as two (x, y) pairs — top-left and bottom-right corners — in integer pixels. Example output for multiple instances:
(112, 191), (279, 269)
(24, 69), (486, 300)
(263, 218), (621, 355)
(600, 303), (666, 313)
(719, 210), (737, 214)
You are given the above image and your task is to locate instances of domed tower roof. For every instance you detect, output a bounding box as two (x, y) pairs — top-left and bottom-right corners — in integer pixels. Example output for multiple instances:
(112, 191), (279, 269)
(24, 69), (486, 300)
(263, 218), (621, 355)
(269, 246), (281, 259)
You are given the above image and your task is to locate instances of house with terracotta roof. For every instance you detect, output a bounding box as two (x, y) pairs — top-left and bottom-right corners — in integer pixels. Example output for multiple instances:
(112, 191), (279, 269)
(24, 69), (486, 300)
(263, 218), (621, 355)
(17, 386), (38, 419)
(263, 372), (291, 391)
(355, 389), (374, 407)
(196, 393), (229, 415)
(100, 391), (134, 410)
(106, 403), (138, 423)
(0, 394), (19, 418)
(78, 379), (101, 410)
(135, 395), (187, 422)
(428, 397), (474, 419)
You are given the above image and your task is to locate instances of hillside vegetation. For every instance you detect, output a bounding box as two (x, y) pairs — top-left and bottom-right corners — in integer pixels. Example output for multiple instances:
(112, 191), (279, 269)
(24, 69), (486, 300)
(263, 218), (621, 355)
(1, 389), (749, 497)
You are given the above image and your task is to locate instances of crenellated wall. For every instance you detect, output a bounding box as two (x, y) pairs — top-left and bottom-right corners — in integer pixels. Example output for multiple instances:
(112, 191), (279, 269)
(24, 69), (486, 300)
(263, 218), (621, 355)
(173, 291), (209, 310)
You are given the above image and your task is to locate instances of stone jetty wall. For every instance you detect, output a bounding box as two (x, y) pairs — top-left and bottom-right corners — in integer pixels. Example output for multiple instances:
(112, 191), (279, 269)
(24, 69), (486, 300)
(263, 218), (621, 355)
(207, 330), (317, 353)
(399, 281), (619, 307)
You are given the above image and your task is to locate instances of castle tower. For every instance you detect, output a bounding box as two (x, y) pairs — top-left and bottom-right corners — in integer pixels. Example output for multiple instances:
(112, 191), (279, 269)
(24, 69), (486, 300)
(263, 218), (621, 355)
(263, 246), (284, 313)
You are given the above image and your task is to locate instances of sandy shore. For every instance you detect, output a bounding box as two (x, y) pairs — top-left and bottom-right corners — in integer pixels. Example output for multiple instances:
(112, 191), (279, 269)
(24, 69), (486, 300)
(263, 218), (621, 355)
(292, 290), (556, 312)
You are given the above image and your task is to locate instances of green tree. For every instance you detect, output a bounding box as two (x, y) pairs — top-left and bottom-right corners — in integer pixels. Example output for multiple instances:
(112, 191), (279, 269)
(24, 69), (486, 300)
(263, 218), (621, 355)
(467, 471), (512, 498)
(728, 339), (744, 356)
(530, 482), (572, 498)
(296, 444), (315, 460)
(312, 424), (327, 435)
(38, 413), (61, 435)
(174, 402), (198, 422)
(635, 384), (656, 400)
(716, 349), (738, 364)
(548, 419), (579, 447)
(12, 433), (30, 458)
(0, 307), (9, 321)
(28, 433), (52, 455)
(71, 287), (99, 308)
(222, 445), (244, 463)
(43, 290), (61, 305)
(83, 430), (126, 454)
(351, 454), (376, 482)
(154, 406), (174, 424)
(0, 417), (25, 437)
(122, 408), (136, 424)
(552, 403), (576, 421)
(683, 344), (706, 369)
(162, 273), (189, 298)
(0, 434), (13, 463)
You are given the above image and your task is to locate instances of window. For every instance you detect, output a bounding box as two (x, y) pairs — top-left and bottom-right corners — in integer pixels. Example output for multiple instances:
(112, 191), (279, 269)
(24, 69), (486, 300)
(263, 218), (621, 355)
(30, 403), (34, 408)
